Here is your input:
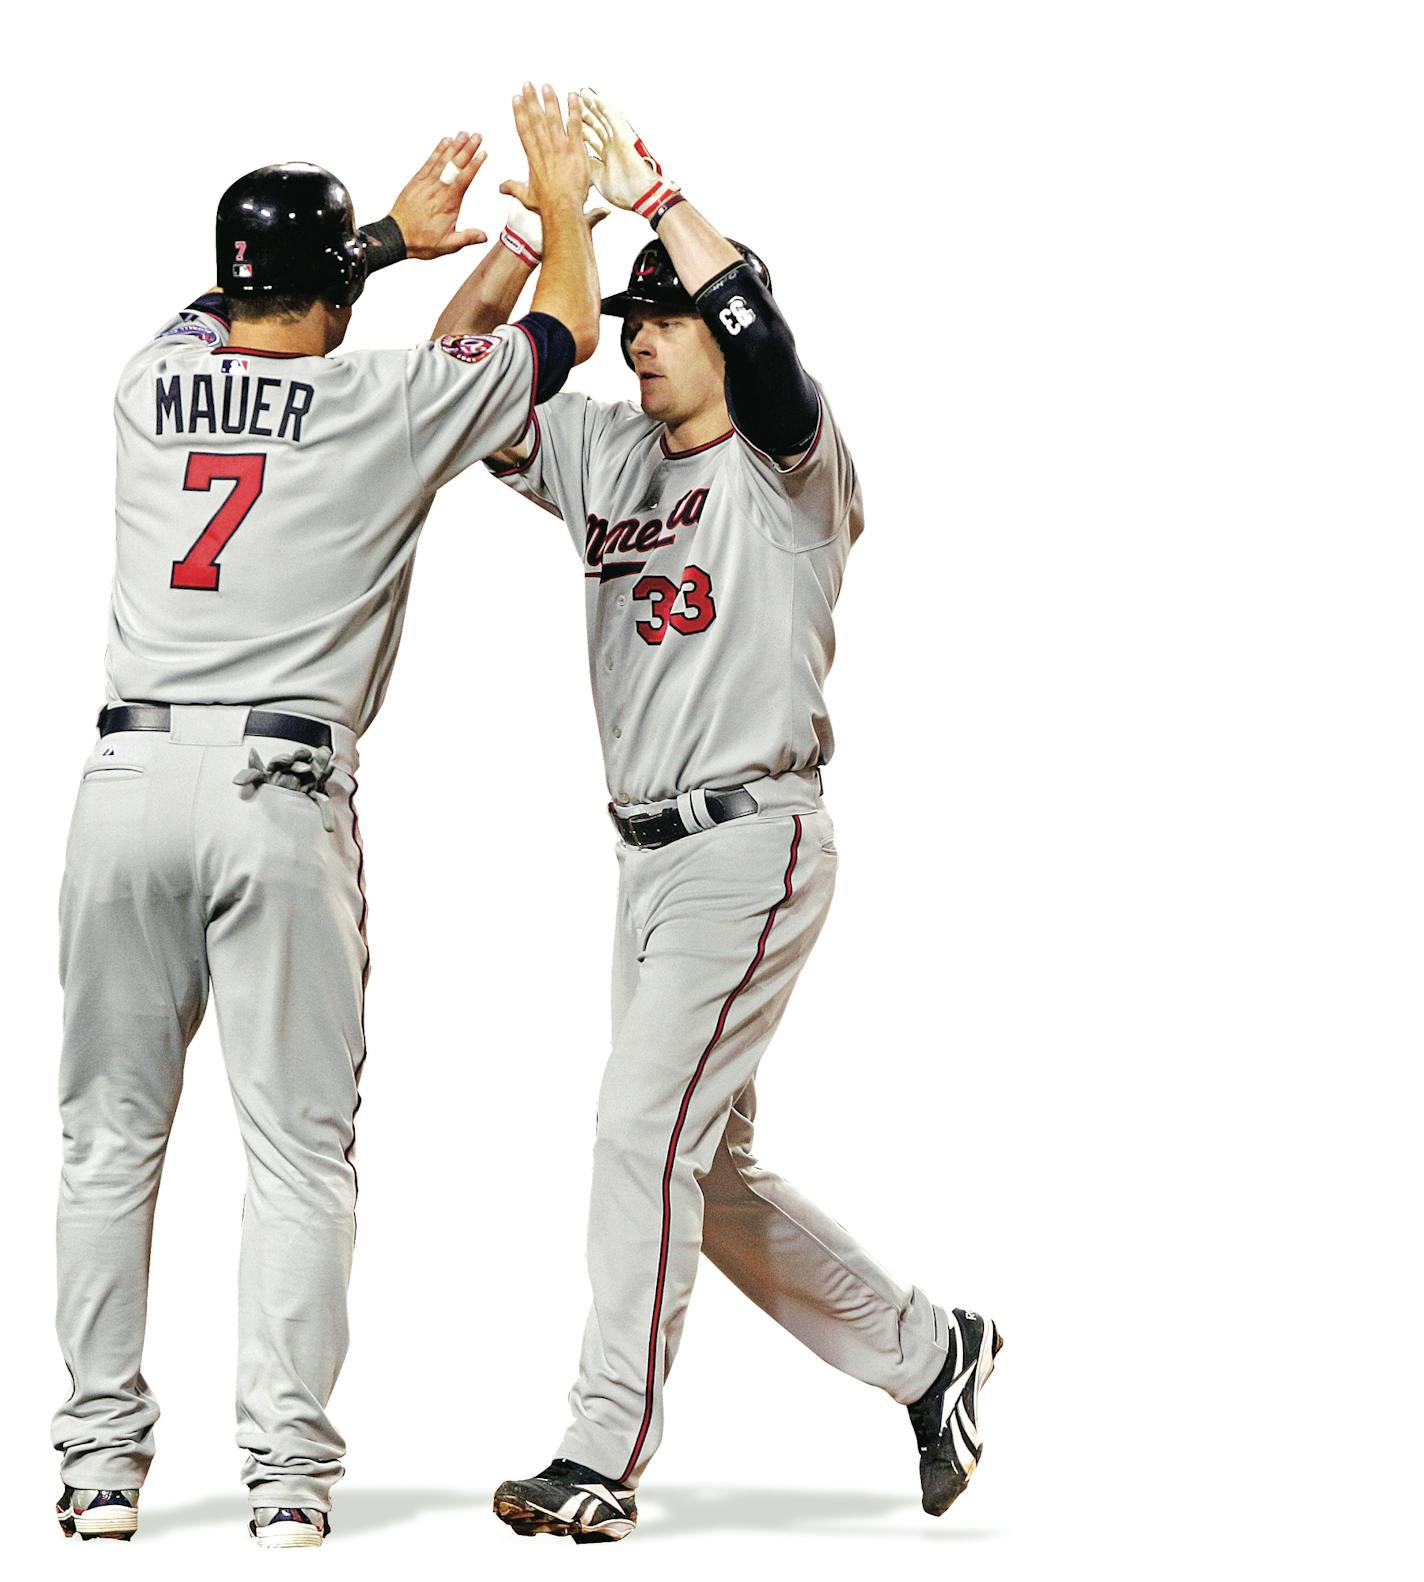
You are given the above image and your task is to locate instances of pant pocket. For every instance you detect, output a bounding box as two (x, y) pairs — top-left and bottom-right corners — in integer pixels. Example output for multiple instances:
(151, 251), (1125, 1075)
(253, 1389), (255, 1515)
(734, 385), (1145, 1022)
(81, 765), (145, 781)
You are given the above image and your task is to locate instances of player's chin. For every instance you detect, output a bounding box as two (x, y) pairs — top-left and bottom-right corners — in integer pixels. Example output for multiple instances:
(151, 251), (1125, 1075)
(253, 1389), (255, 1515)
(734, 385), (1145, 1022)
(637, 376), (671, 417)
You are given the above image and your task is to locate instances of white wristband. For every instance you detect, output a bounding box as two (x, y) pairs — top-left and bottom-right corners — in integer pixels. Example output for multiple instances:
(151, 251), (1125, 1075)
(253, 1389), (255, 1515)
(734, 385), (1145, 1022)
(500, 225), (541, 266)
(501, 196), (542, 265)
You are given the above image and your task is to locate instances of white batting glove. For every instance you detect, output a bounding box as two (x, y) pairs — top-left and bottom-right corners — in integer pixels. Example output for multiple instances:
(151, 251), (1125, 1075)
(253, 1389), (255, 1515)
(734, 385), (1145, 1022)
(499, 193), (543, 265)
(498, 191), (610, 266)
(579, 87), (683, 224)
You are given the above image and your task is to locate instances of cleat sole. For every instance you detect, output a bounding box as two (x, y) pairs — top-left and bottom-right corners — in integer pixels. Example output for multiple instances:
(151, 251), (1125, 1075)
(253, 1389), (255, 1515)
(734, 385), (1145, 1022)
(493, 1491), (634, 1543)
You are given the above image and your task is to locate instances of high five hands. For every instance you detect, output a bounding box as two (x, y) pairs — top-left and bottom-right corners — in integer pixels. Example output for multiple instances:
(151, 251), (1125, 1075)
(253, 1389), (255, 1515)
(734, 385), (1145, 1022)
(501, 83), (593, 217)
(389, 132), (489, 259)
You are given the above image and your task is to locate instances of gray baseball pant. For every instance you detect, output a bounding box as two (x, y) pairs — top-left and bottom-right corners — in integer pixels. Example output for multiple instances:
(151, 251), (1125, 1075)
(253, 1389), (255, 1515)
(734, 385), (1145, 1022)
(560, 772), (950, 1485)
(53, 707), (366, 1511)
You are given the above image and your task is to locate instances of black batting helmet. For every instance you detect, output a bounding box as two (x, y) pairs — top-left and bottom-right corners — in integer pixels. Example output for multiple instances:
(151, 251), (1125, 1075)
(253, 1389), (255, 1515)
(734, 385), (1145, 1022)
(602, 238), (771, 366)
(216, 163), (368, 310)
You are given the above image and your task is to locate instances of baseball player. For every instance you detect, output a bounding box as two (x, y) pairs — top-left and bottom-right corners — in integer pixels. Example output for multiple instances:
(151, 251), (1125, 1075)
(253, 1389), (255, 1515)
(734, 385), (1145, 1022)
(53, 85), (599, 1547)
(471, 90), (1004, 1543)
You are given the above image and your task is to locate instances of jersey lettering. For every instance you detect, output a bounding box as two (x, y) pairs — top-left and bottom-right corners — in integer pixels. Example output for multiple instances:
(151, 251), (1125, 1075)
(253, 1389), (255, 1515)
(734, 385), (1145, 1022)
(170, 452), (266, 591)
(633, 564), (717, 644)
(585, 486), (712, 570)
(155, 374), (315, 441)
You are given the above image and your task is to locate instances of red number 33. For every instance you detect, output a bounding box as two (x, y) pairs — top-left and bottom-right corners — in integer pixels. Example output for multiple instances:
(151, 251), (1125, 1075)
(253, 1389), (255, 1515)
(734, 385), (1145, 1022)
(633, 564), (717, 645)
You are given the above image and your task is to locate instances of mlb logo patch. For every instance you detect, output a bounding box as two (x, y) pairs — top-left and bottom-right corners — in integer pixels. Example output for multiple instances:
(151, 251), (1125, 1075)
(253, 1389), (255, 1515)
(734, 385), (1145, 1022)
(221, 357), (250, 374)
(439, 333), (500, 365)
(232, 262), (254, 279)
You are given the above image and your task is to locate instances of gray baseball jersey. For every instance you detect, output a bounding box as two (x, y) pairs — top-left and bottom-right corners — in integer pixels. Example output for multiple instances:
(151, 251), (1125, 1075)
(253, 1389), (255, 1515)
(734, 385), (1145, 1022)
(108, 301), (543, 733)
(489, 386), (956, 1490)
(55, 295), (569, 1513)
(490, 392), (863, 804)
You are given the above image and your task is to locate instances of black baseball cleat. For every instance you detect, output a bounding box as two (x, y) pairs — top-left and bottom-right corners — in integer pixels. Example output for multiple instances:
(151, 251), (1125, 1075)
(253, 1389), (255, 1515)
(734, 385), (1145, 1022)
(493, 1458), (637, 1543)
(57, 1486), (139, 1540)
(907, 1307), (1004, 1516)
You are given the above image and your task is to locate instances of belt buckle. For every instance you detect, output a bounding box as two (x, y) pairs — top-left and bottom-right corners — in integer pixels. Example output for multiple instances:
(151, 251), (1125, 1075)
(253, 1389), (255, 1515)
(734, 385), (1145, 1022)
(623, 815), (655, 849)
(610, 804), (648, 848)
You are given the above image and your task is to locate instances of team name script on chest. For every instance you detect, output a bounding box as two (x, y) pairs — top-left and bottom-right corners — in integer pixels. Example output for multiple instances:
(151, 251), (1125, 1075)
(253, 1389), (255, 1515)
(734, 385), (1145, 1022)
(584, 486), (711, 579)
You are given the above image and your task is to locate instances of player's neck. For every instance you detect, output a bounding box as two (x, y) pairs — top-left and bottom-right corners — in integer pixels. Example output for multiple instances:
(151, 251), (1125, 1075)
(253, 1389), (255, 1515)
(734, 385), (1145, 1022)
(662, 399), (732, 455)
(227, 307), (338, 357)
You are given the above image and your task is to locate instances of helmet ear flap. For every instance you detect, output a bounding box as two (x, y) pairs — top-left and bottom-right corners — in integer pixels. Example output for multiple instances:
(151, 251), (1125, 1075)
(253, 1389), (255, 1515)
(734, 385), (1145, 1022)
(329, 234), (368, 309)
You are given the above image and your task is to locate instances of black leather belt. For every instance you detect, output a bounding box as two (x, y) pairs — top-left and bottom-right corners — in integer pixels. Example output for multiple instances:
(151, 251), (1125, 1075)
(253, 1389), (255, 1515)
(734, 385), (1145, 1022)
(610, 786), (758, 849)
(98, 704), (333, 751)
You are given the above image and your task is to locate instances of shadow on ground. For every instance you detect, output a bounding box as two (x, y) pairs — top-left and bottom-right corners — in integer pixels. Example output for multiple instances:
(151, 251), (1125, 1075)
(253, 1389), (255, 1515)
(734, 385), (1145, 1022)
(141, 1486), (999, 1541)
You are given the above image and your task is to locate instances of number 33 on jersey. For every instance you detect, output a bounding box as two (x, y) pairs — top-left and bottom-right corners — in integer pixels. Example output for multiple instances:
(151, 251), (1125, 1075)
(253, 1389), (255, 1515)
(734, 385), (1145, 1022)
(488, 390), (863, 806)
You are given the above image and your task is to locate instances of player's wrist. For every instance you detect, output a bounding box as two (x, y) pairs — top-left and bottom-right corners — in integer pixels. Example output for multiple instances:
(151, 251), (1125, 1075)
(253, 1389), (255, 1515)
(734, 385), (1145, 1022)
(361, 215), (408, 273)
(500, 192), (543, 264)
(646, 192), (686, 231)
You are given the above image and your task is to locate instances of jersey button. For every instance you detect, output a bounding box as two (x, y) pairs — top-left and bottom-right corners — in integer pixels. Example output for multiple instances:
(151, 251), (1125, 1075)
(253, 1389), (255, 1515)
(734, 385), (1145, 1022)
(616, 594), (628, 609)
(615, 793), (631, 806)
(612, 726), (622, 739)
(604, 655), (615, 671)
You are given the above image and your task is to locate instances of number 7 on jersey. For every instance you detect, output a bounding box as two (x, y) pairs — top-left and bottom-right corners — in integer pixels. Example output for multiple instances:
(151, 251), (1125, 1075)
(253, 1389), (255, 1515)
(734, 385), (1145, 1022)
(171, 452), (266, 591)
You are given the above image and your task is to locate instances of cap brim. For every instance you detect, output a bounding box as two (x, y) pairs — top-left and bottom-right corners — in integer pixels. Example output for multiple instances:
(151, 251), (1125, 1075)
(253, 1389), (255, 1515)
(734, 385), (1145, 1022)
(600, 287), (696, 317)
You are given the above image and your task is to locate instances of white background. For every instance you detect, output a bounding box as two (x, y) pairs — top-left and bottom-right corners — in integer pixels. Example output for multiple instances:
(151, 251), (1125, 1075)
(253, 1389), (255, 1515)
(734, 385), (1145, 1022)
(3, 2), (1419, 1577)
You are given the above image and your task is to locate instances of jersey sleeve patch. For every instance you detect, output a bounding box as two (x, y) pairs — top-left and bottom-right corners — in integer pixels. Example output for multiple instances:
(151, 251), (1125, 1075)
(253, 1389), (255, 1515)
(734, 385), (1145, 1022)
(154, 311), (224, 346)
(439, 332), (503, 364)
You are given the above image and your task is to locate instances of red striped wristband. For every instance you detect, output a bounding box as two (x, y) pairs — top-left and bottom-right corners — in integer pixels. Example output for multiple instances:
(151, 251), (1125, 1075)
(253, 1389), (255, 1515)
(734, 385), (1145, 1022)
(499, 225), (541, 267)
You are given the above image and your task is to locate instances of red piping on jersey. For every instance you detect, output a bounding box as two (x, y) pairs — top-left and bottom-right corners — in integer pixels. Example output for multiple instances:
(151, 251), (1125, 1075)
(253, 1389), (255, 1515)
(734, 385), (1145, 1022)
(659, 428), (733, 459)
(513, 319), (541, 437)
(209, 345), (311, 359)
(490, 411), (542, 478)
(620, 815), (804, 1483)
(346, 777), (371, 1208)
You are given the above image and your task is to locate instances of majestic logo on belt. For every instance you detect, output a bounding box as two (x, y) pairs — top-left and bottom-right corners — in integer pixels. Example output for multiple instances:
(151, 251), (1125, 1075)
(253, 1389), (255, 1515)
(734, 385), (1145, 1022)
(584, 487), (710, 578)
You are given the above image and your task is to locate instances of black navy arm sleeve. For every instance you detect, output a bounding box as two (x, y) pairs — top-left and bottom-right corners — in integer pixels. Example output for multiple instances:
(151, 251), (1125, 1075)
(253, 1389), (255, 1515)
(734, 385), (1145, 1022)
(515, 310), (578, 405)
(694, 262), (820, 457)
(359, 215), (408, 274)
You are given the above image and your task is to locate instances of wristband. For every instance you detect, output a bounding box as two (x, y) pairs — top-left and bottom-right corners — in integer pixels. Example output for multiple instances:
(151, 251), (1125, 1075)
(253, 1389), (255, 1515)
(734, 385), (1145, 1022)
(360, 215), (407, 273)
(500, 225), (542, 267)
(647, 192), (687, 231)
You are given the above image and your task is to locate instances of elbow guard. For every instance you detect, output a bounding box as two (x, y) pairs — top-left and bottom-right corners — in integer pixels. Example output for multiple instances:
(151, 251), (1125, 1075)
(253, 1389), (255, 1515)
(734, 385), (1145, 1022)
(695, 261), (820, 457)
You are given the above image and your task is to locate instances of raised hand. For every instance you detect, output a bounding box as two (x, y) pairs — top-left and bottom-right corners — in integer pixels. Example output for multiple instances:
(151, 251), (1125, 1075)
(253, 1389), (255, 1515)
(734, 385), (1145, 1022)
(389, 131), (488, 259)
(578, 87), (681, 220)
(499, 83), (591, 217)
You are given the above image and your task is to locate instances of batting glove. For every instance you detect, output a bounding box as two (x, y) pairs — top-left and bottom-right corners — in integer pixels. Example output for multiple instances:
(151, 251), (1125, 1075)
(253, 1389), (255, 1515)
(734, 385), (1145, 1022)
(499, 193), (544, 266)
(579, 87), (683, 225)
(498, 191), (610, 266)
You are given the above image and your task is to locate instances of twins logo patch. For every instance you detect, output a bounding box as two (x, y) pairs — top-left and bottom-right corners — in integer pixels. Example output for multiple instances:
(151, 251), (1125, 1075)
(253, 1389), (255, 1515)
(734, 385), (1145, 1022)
(440, 333), (501, 365)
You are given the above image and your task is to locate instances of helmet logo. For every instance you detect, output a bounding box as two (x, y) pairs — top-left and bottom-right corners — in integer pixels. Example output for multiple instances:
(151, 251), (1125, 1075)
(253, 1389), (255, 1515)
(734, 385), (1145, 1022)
(232, 239), (253, 280)
(634, 248), (660, 280)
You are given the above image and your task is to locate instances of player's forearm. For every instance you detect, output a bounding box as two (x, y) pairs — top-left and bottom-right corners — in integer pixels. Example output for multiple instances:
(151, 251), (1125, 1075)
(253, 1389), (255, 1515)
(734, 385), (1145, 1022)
(530, 199), (600, 363)
(653, 202), (742, 297)
(432, 245), (533, 339)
